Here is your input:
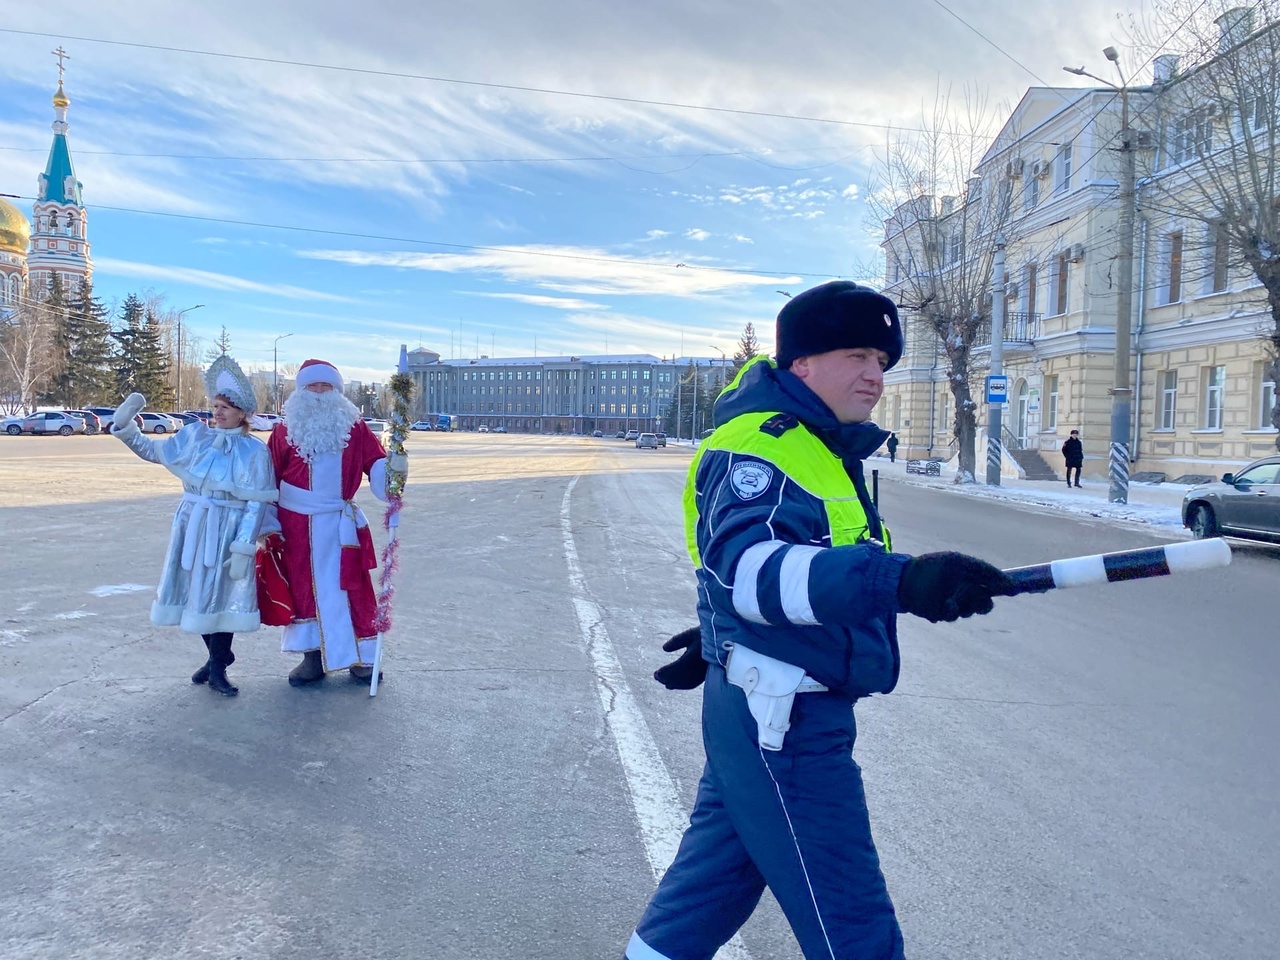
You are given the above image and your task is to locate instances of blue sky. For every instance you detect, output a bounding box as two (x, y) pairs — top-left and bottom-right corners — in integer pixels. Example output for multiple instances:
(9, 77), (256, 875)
(0, 0), (1144, 384)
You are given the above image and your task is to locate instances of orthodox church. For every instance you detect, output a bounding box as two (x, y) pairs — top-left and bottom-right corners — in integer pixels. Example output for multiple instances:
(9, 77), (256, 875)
(0, 52), (94, 314)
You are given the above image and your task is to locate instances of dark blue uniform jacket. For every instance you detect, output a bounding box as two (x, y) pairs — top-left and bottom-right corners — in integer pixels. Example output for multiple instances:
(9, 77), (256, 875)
(693, 360), (911, 700)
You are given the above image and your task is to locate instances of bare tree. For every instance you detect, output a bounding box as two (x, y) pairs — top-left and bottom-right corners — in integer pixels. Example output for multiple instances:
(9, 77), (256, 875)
(1130, 1), (1280, 442)
(867, 88), (1017, 481)
(0, 300), (59, 414)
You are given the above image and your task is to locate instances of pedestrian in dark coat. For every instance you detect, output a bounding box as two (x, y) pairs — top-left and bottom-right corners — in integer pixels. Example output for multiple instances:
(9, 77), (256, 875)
(886, 432), (899, 462)
(1062, 429), (1084, 487)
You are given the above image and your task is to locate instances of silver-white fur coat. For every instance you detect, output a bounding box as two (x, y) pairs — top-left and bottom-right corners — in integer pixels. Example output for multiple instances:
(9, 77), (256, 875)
(116, 422), (278, 634)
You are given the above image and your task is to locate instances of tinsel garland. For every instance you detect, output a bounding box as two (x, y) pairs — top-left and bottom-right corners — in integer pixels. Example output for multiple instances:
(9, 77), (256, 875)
(373, 369), (413, 634)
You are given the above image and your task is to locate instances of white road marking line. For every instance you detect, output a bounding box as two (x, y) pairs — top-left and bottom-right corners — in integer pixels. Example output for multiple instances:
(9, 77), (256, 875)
(561, 476), (751, 960)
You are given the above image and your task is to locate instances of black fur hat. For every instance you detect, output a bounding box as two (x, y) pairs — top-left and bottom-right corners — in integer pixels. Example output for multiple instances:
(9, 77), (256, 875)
(775, 281), (904, 371)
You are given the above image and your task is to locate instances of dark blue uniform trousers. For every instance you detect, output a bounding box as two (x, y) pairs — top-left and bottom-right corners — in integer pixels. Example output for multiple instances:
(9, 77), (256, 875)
(627, 665), (904, 960)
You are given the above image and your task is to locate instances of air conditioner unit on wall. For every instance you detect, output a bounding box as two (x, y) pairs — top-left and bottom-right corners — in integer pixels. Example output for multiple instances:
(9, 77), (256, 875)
(1007, 158), (1025, 178)
(1069, 243), (1085, 263)
(1031, 159), (1048, 179)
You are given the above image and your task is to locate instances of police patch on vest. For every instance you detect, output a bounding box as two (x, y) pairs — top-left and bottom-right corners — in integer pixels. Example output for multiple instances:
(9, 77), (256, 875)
(730, 461), (773, 500)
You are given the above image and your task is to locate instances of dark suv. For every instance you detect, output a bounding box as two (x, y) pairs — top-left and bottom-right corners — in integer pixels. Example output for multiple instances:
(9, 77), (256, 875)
(64, 410), (102, 435)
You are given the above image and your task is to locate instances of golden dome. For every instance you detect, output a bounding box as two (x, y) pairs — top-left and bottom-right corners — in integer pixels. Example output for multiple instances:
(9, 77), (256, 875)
(52, 82), (69, 109)
(0, 197), (31, 256)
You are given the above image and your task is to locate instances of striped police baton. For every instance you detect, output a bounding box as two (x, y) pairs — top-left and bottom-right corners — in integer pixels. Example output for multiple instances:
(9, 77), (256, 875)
(1003, 538), (1232, 596)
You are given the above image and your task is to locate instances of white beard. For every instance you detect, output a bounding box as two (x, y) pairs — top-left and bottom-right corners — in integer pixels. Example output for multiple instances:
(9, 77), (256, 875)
(283, 389), (361, 462)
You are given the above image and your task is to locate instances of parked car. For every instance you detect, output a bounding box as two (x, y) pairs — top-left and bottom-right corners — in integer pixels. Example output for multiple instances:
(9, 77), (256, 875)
(478, 424), (490, 433)
(182, 409), (212, 425)
(636, 432), (659, 449)
(139, 412), (181, 434)
(9, 411), (86, 436)
(64, 410), (102, 435)
(2, 415), (26, 435)
(654, 432), (667, 447)
(410, 420), (434, 431)
(1182, 455), (1280, 543)
(615, 431), (626, 439)
(591, 429), (604, 438)
(81, 406), (145, 434)
(624, 429), (640, 441)
(364, 418), (390, 434)
(166, 412), (203, 428)
(250, 413), (284, 431)
(492, 425), (507, 433)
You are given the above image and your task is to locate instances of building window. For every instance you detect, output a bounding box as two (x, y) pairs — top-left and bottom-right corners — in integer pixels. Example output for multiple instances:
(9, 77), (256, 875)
(1055, 143), (1072, 193)
(1023, 263), (1037, 315)
(1051, 254), (1069, 315)
(1258, 365), (1276, 429)
(1209, 223), (1229, 293)
(1204, 365), (1225, 430)
(1166, 231), (1184, 303)
(1044, 375), (1059, 430)
(1159, 370), (1178, 430)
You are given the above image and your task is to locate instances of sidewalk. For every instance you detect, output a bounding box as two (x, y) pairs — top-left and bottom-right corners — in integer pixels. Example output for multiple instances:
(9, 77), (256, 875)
(867, 455), (1192, 536)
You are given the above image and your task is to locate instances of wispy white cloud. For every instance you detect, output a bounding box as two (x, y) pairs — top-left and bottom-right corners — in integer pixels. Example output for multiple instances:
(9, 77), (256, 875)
(298, 245), (799, 298)
(685, 228), (710, 241)
(93, 258), (355, 302)
(467, 292), (609, 310)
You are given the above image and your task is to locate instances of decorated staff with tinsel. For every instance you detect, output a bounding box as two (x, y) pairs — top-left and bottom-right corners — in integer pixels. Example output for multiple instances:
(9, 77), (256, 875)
(369, 345), (414, 695)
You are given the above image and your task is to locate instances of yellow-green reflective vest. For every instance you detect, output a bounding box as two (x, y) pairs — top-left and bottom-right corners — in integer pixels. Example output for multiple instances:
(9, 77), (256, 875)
(683, 411), (892, 570)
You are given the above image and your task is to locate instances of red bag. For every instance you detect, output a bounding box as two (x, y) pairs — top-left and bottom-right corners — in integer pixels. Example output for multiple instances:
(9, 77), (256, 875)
(256, 532), (295, 627)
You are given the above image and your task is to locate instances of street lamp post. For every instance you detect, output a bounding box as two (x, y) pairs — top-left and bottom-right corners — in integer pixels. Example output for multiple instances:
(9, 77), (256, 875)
(174, 304), (204, 408)
(272, 333), (295, 414)
(1065, 48), (1137, 503)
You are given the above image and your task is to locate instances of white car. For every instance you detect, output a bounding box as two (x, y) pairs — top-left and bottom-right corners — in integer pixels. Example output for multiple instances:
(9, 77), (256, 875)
(8, 411), (87, 436)
(250, 413), (284, 431)
(363, 418), (390, 434)
(410, 420), (434, 431)
(139, 412), (181, 434)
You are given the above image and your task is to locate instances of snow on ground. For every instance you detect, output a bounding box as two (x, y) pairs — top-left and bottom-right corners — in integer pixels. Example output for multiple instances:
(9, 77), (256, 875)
(871, 457), (1193, 535)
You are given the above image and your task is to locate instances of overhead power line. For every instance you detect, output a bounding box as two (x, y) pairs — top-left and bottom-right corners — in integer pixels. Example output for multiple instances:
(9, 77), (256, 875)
(0, 27), (1075, 150)
(0, 27), (925, 134)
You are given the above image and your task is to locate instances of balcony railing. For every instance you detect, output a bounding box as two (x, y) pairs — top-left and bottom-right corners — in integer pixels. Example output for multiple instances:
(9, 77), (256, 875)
(973, 312), (1041, 347)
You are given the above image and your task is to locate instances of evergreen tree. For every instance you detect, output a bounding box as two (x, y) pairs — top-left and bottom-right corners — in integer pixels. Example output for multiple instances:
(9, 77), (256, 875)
(113, 293), (147, 398)
(135, 308), (174, 406)
(64, 280), (117, 406)
(35, 275), (70, 406)
(734, 321), (761, 366)
(205, 326), (233, 361)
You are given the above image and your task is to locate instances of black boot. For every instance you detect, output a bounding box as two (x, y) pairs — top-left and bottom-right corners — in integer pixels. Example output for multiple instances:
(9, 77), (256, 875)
(192, 635), (212, 684)
(206, 633), (238, 697)
(208, 661), (239, 697)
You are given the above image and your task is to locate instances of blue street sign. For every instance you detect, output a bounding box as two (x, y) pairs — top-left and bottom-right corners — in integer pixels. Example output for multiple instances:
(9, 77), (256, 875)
(986, 375), (1008, 404)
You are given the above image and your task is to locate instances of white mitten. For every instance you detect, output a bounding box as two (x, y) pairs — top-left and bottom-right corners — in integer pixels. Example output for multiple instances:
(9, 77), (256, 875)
(227, 551), (252, 581)
(386, 451), (408, 477)
(113, 393), (146, 430)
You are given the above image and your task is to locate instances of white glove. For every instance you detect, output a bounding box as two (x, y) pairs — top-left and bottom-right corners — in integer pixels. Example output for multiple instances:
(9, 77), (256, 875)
(227, 551), (253, 581)
(113, 393), (146, 430)
(386, 452), (408, 477)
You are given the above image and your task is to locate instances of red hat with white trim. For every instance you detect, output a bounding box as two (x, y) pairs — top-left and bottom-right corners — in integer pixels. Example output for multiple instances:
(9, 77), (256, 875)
(296, 358), (343, 391)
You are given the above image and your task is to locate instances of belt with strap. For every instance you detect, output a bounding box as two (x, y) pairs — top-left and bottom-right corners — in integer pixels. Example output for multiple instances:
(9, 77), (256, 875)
(179, 492), (245, 571)
(278, 480), (368, 548)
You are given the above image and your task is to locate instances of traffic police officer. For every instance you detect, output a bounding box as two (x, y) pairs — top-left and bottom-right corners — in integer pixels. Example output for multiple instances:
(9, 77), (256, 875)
(625, 281), (1015, 960)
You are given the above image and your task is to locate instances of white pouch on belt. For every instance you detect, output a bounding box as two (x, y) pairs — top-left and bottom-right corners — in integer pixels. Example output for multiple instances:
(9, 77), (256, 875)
(725, 644), (827, 751)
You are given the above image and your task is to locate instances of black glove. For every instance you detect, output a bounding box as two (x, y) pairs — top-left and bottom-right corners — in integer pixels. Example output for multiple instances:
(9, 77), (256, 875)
(897, 552), (1015, 623)
(653, 627), (708, 690)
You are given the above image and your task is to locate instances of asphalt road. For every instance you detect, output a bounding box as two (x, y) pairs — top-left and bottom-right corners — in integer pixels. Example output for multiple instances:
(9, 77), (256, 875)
(0, 432), (1275, 960)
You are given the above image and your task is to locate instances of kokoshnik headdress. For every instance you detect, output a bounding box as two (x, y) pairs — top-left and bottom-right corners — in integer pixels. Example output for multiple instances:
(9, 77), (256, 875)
(204, 354), (258, 415)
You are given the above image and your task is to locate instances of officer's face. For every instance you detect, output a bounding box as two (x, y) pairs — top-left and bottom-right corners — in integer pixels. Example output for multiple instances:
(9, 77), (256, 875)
(791, 347), (888, 423)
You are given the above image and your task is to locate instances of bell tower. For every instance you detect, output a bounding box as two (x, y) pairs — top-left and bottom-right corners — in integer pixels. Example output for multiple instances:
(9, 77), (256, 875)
(27, 47), (92, 296)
